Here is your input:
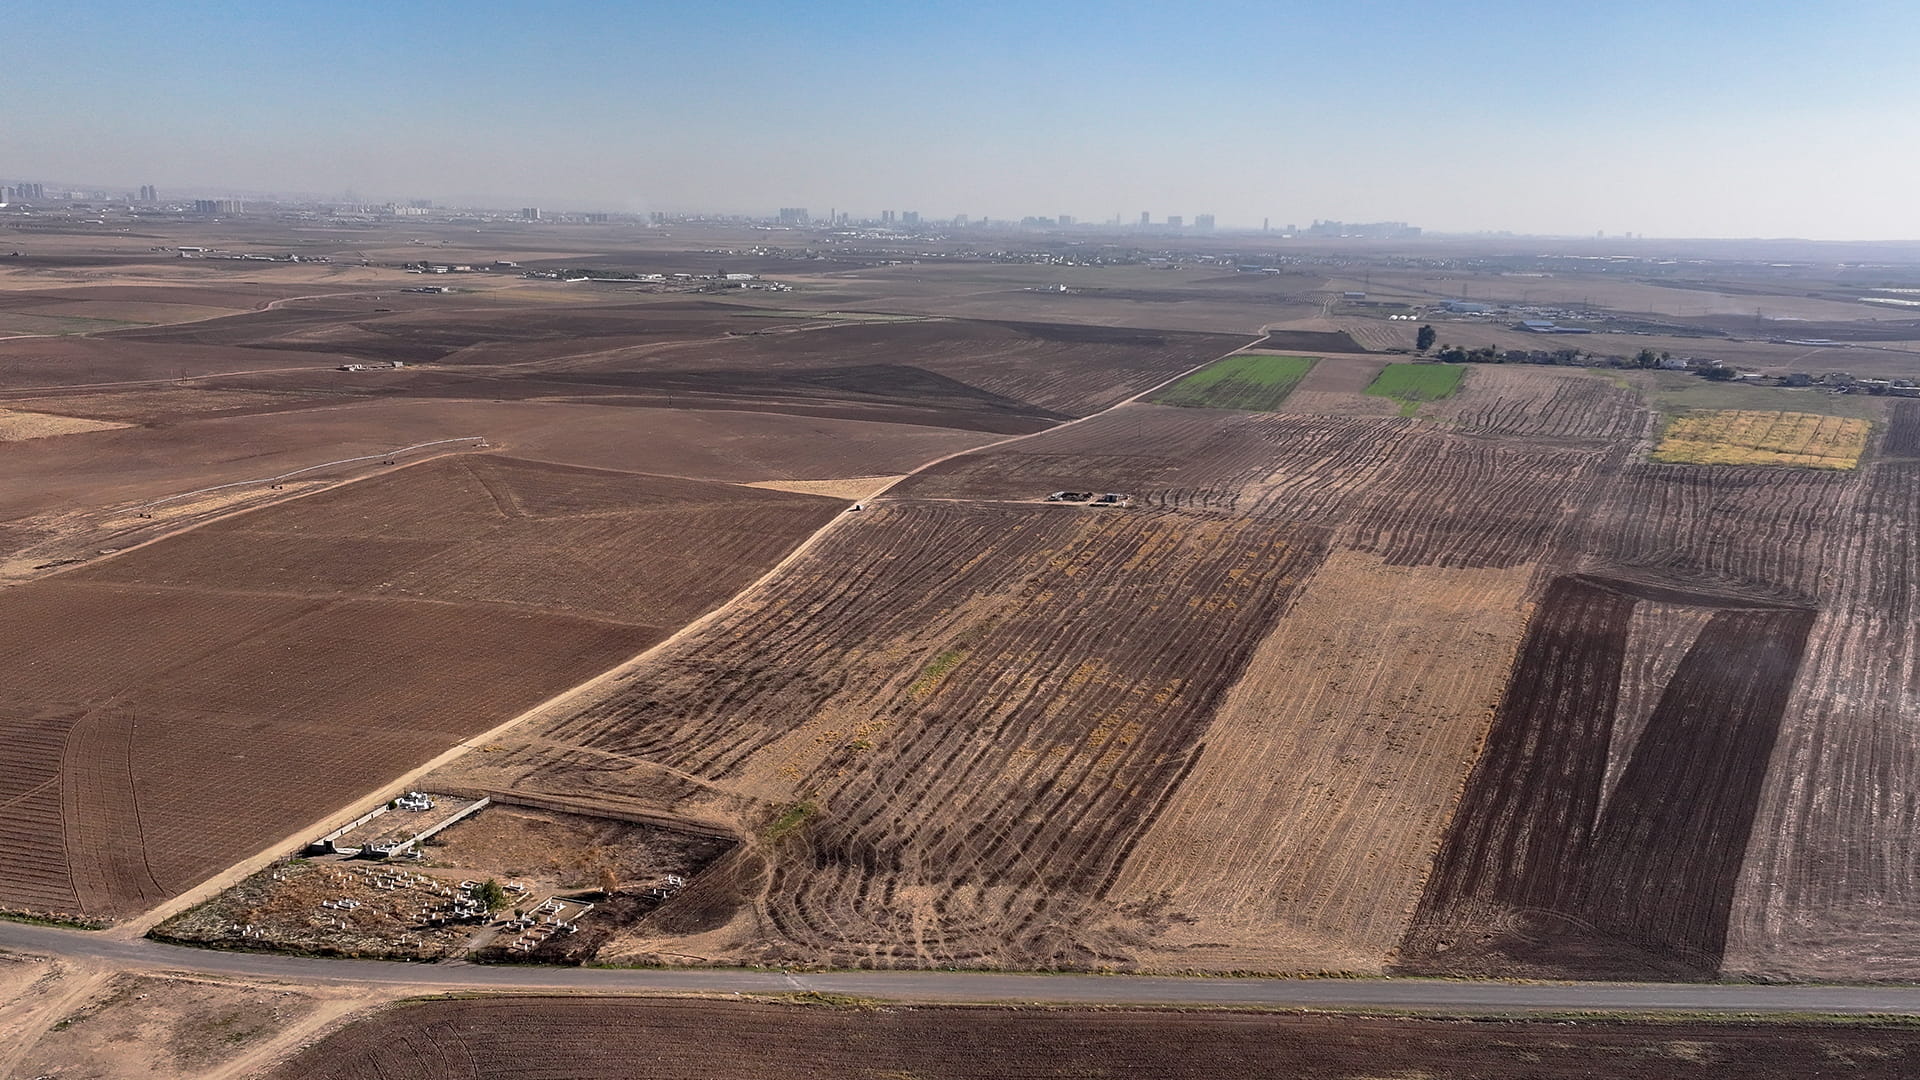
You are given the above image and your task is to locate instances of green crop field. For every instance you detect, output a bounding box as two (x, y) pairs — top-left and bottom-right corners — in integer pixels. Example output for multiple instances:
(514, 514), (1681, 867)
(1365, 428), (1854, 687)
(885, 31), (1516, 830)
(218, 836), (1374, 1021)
(1365, 362), (1466, 416)
(1154, 353), (1316, 411)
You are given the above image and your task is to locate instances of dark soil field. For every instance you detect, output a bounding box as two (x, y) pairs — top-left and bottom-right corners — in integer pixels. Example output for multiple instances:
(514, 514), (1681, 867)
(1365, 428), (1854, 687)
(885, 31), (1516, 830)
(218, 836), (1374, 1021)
(382, 317), (1240, 431)
(32, 301), (1247, 437)
(1401, 574), (1817, 979)
(269, 997), (1920, 1080)
(1258, 328), (1368, 353)
(0, 335), (346, 390)
(0, 455), (838, 920)
(1882, 400), (1920, 458)
(111, 296), (771, 365)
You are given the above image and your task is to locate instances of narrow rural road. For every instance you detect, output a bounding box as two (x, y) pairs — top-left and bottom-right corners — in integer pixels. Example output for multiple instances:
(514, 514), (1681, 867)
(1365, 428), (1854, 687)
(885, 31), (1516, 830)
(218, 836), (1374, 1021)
(3, 920), (1918, 1014)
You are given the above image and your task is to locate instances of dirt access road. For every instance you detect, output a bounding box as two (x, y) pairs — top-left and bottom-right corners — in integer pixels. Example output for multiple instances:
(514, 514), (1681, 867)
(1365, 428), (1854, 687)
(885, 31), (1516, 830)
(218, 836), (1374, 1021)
(4, 919), (1920, 1014)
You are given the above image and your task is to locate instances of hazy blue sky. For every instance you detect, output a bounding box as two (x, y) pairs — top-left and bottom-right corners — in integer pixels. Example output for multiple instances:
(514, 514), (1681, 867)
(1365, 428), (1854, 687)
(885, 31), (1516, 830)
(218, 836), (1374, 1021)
(4, 1), (1916, 238)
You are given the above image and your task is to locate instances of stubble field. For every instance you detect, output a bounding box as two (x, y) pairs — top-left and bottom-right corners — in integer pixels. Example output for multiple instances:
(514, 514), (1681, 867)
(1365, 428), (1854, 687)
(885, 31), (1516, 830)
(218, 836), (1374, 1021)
(1651, 409), (1872, 468)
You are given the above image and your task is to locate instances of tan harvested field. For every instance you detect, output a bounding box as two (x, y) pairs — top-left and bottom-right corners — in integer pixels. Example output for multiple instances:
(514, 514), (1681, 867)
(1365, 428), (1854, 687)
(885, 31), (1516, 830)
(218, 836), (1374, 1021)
(0, 455), (840, 920)
(1108, 549), (1536, 972)
(270, 996), (1920, 1080)
(0, 407), (128, 441)
(744, 475), (904, 498)
(0, 385), (333, 421)
(1652, 409), (1872, 468)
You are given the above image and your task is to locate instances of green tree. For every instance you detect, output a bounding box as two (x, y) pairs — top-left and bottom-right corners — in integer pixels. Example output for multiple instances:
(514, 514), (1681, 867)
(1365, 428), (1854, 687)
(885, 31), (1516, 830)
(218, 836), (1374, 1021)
(1415, 324), (1437, 353)
(478, 879), (507, 911)
(1701, 365), (1738, 382)
(1634, 348), (1660, 369)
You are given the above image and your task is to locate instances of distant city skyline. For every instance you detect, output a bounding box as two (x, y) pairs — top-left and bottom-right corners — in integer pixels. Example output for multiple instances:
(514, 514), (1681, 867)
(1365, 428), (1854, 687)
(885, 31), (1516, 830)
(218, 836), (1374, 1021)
(4, 1), (1917, 240)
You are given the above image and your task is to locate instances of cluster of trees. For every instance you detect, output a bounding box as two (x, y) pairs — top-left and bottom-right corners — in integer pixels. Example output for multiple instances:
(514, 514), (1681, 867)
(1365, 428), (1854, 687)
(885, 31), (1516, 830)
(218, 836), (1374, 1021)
(1413, 326), (1707, 374)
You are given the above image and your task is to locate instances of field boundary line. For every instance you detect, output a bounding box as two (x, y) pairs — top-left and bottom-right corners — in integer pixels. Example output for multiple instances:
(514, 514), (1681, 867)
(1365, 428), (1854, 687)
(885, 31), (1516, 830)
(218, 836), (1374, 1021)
(116, 335), (1260, 936)
(131, 436), (488, 511)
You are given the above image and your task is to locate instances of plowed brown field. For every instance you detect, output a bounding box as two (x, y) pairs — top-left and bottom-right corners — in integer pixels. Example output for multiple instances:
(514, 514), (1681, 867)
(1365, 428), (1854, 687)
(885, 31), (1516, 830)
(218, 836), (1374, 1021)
(0, 455), (839, 920)
(269, 997), (1920, 1080)
(433, 500), (1329, 969)
(1401, 574), (1817, 980)
(107, 300), (1248, 431)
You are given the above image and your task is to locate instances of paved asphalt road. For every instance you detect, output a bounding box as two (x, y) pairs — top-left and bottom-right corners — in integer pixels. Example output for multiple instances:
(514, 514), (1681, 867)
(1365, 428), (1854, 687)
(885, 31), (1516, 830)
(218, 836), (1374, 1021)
(5, 920), (1920, 1014)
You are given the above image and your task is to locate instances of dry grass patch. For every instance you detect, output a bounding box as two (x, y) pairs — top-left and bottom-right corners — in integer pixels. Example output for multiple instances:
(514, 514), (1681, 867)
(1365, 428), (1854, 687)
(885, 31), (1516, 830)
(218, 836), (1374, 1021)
(1653, 410), (1870, 469)
(0, 409), (129, 442)
(743, 475), (902, 499)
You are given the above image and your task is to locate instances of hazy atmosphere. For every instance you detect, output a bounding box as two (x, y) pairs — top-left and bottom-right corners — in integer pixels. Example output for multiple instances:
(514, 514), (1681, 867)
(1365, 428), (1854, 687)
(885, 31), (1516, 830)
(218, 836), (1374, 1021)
(10, 4), (1920, 1075)
(5, 0), (1916, 239)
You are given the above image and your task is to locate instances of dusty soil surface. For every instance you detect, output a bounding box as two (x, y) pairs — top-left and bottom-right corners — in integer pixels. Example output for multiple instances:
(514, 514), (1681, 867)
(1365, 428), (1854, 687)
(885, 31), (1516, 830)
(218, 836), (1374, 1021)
(267, 996), (1920, 1080)
(0, 398), (992, 584)
(421, 804), (732, 903)
(0, 957), (377, 1080)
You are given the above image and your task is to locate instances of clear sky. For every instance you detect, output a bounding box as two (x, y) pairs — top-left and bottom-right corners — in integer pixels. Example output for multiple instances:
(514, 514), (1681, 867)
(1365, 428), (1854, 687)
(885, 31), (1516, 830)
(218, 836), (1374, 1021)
(4, 0), (1916, 239)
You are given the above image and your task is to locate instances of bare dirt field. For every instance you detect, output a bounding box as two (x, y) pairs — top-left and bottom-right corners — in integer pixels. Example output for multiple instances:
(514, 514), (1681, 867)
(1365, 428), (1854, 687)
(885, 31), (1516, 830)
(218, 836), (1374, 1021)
(756, 261), (1327, 333)
(448, 317), (1251, 431)
(0, 335), (347, 390)
(0, 398), (991, 585)
(268, 996), (1920, 1080)
(0, 455), (838, 920)
(0, 954), (380, 1080)
(423, 803), (733, 904)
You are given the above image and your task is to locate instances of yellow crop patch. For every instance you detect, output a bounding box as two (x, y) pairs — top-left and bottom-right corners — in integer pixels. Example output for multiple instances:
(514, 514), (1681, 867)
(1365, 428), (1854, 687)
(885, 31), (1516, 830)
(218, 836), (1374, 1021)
(1652, 409), (1871, 469)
